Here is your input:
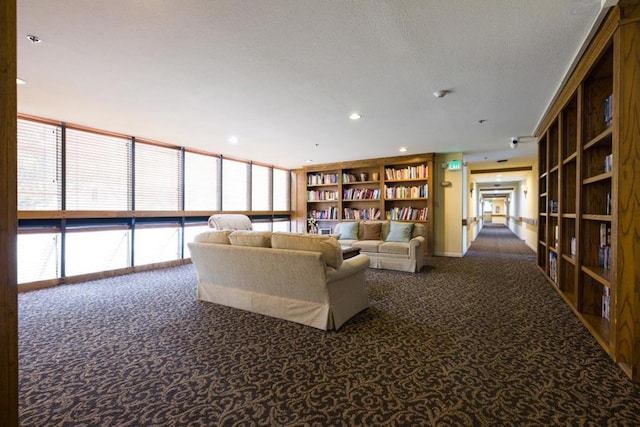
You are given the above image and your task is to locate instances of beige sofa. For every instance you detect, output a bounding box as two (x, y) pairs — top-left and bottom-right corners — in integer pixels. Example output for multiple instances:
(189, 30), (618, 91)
(334, 220), (426, 273)
(188, 230), (370, 330)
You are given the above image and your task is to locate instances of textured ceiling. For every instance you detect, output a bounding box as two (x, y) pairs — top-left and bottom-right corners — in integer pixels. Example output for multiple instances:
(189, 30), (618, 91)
(17, 0), (608, 169)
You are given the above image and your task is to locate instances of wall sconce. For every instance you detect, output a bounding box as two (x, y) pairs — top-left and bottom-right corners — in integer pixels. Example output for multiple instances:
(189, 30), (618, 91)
(523, 186), (528, 198)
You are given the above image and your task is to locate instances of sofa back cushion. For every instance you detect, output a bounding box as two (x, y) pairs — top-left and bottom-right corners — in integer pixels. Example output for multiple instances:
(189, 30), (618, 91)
(193, 230), (233, 245)
(272, 233), (342, 269)
(229, 230), (272, 247)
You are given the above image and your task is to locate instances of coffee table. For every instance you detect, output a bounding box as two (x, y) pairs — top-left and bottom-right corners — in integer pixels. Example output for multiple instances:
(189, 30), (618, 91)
(341, 246), (361, 260)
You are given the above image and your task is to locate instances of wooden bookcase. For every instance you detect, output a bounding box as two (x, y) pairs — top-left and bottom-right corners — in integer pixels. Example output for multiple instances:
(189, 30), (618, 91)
(294, 153), (434, 256)
(536, 3), (640, 380)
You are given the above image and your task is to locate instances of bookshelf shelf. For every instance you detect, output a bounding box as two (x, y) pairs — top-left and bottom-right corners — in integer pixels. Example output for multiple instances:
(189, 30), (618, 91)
(535, 3), (640, 381)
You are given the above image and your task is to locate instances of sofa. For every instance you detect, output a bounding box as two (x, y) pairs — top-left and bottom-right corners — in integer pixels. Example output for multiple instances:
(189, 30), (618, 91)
(334, 220), (426, 273)
(188, 230), (370, 330)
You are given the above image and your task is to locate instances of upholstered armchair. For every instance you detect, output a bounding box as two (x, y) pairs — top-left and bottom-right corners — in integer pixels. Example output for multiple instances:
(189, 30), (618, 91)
(208, 214), (253, 231)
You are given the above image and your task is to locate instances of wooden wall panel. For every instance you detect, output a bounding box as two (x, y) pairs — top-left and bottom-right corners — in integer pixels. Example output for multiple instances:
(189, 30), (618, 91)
(0, 0), (19, 424)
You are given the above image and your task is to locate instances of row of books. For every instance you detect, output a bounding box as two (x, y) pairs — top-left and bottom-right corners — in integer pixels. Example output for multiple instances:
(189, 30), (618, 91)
(606, 192), (611, 215)
(549, 252), (558, 285)
(307, 173), (338, 185)
(603, 94), (613, 129)
(386, 207), (428, 221)
(384, 184), (428, 199)
(602, 287), (610, 320)
(343, 208), (381, 220)
(384, 164), (428, 180)
(307, 190), (338, 201)
(309, 208), (338, 220)
(343, 188), (380, 200)
(604, 153), (613, 173)
(549, 199), (558, 214)
(342, 173), (375, 183)
(599, 223), (611, 270)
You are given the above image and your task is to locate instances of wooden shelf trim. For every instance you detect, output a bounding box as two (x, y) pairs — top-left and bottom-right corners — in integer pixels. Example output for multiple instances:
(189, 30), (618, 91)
(581, 265), (612, 288)
(583, 127), (613, 151)
(583, 171), (613, 185)
(582, 214), (612, 221)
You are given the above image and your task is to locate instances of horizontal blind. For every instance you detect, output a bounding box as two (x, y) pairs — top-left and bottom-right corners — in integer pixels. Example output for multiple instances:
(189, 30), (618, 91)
(222, 158), (249, 211)
(17, 119), (62, 210)
(135, 142), (182, 210)
(251, 164), (272, 211)
(66, 129), (132, 210)
(273, 168), (290, 211)
(184, 151), (220, 210)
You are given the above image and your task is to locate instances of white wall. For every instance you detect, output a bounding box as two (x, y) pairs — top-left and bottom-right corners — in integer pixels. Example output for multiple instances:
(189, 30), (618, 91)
(507, 161), (538, 251)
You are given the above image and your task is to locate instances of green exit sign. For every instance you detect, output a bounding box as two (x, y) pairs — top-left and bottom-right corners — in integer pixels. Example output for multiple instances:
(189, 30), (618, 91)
(448, 160), (462, 171)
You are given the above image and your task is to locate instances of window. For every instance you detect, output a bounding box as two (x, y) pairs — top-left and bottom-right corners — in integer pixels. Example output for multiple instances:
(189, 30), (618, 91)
(17, 119), (62, 210)
(134, 225), (182, 266)
(183, 223), (210, 257)
(251, 164), (271, 211)
(273, 168), (290, 211)
(66, 129), (131, 210)
(222, 158), (249, 210)
(17, 232), (60, 283)
(135, 142), (182, 210)
(184, 151), (220, 210)
(65, 229), (131, 276)
(272, 220), (291, 232)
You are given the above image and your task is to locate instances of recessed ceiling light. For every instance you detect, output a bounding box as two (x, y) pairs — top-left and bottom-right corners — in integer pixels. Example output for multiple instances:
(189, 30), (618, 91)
(227, 136), (239, 144)
(305, 159), (313, 163)
(433, 89), (449, 98)
(16, 78), (26, 85)
(399, 147), (407, 153)
(349, 112), (362, 120)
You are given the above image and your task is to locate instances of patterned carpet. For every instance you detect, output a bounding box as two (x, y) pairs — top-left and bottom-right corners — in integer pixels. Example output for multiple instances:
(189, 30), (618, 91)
(18, 225), (640, 426)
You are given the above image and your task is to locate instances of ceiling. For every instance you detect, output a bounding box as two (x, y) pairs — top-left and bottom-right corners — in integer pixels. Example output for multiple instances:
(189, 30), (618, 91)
(17, 0), (609, 170)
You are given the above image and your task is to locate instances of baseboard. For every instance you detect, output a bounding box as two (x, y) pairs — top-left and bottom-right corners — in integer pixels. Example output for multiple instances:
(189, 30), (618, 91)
(434, 251), (464, 258)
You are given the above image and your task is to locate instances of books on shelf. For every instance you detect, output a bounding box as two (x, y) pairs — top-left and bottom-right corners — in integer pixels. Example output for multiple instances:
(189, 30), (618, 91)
(549, 200), (558, 213)
(386, 207), (428, 221)
(606, 192), (611, 215)
(599, 223), (612, 269)
(343, 208), (381, 220)
(570, 237), (576, 256)
(604, 153), (613, 173)
(307, 173), (338, 185)
(603, 94), (613, 128)
(385, 164), (428, 180)
(343, 187), (380, 200)
(307, 190), (338, 201)
(309, 207), (338, 220)
(384, 184), (428, 199)
(554, 225), (559, 248)
(602, 287), (610, 320)
(549, 252), (558, 285)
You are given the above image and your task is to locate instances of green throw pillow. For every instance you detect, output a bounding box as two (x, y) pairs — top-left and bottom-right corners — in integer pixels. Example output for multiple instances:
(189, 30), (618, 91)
(385, 221), (414, 243)
(338, 222), (359, 240)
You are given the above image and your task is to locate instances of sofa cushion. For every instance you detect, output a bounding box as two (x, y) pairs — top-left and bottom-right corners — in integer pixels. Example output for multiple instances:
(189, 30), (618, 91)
(229, 230), (272, 247)
(378, 242), (410, 255)
(352, 240), (383, 253)
(338, 222), (359, 240)
(272, 233), (342, 269)
(193, 230), (233, 245)
(386, 221), (414, 243)
(362, 222), (382, 240)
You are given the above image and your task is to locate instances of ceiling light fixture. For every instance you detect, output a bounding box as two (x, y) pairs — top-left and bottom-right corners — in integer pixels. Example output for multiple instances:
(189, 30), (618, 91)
(16, 78), (26, 85)
(433, 89), (449, 98)
(227, 136), (239, 144)
(349, 112), (362, 120)
(399, 147), (407, 153)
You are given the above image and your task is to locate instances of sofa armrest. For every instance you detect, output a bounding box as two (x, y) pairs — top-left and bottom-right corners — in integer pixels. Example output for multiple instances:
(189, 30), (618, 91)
(326, 254), (370, 282)
(409, 235), (425, 258)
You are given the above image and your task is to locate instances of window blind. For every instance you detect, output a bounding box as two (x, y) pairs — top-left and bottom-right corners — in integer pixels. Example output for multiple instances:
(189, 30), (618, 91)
(273, 168), (290, 211)
(17, 119), (62, 210)
(66, 128), (131, 210)
(135, 142), (182, 210)
(222, 158), (249, 211)
(184, 151), (220, 210)
(251, 164), (272, 211)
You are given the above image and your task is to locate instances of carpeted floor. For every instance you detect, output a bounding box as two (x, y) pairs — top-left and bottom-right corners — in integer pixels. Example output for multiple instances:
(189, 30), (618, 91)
(18, 225), (640, 426)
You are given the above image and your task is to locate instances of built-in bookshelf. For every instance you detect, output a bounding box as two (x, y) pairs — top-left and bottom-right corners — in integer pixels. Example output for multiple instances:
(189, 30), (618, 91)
(535, 4), (639, 381)
(294, 153), (434, 256)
